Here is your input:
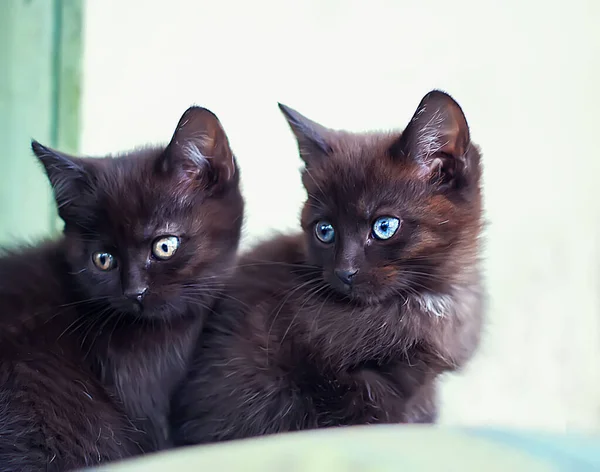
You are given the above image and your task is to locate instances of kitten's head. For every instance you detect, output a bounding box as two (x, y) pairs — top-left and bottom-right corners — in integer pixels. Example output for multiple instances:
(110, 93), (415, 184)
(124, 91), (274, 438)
(33, 107), (243, 320)
(280, 91), (482, 305)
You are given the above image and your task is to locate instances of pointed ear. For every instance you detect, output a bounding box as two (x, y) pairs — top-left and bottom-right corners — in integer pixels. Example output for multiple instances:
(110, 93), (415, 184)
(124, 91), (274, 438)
(159, 106), (235, 186)
(396, 90), (471, 190)
(278, 103), (332, 166)
(32, 140), (94, 217)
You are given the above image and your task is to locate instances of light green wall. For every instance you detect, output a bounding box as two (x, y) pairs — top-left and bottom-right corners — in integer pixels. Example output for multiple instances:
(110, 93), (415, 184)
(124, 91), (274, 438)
(0, 0), (83, 246)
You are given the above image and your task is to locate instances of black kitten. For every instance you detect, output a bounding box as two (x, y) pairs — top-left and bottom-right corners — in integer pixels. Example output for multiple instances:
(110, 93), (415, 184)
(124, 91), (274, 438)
(0, 107), (243, 471)
(171, 91), (484, 444)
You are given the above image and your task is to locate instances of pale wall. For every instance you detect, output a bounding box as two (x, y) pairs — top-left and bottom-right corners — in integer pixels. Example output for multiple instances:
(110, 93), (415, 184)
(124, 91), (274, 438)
(80, 0), (600, 433)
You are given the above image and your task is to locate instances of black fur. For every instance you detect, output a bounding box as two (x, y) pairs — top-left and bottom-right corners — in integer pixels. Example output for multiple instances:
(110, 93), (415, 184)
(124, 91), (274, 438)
(0, 107), (243, 471)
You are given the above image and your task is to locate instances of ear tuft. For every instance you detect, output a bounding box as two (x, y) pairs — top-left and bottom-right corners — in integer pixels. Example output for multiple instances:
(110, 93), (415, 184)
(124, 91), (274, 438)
(278, 103), (332, 165)
(32, 140), (93, 217)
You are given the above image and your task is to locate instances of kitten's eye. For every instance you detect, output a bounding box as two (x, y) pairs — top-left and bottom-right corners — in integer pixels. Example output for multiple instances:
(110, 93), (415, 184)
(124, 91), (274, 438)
(152, 236), (180, 260)
(92, 252), (117, 271)
(372, 216), (400, 240)
(315, 221), (335, 244)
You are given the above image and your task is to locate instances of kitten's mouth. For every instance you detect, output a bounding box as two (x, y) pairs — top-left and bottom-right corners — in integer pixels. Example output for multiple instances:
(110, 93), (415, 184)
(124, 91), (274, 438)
(111, 295), (188, 320)
(326, 276), (352, 296)
(129, 302), (143, 315)
(326, 276), (389, 306)
(112, 298), (144, 315)
(327, 276), (372, 303)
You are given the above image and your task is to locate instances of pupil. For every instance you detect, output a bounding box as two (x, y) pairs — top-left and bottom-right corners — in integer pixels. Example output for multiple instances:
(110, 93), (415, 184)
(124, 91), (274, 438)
(162, 243), (168, 252)
(100, 255), (106, 264)
(381, 222), (388, 231)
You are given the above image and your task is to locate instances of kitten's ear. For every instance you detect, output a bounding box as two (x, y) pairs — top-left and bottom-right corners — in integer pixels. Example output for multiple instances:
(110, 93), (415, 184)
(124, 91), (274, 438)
(396, 90), (471, 190)
(278, 103), (332, 165)
(160, 106), (235, 186)
(32, 140), (93, 215)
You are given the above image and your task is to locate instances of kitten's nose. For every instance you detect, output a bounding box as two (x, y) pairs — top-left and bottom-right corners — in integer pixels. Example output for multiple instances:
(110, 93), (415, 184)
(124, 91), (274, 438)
(335, 268), (358, 286)
(124, 287), (147, 303)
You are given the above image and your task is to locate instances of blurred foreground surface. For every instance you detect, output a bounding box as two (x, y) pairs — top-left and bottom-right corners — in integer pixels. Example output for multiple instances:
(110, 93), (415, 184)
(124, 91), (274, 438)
(89, 425), (600, 472)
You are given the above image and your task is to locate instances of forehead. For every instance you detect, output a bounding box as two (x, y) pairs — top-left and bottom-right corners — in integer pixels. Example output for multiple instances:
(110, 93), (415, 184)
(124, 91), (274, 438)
(90, 157), (199, 242)
(304, 141), (428, 220)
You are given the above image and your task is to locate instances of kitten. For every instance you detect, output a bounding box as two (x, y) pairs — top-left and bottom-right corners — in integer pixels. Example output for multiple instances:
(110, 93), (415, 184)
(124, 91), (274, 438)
(171, 90), (484, 444)
(0, 107), (243, 471)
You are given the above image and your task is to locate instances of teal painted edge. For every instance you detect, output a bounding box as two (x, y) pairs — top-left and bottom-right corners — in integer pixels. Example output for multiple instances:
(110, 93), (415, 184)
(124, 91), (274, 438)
(50, 0), (63, 150)
(49, 0), (84, 234)
(464, 427), (600, 472)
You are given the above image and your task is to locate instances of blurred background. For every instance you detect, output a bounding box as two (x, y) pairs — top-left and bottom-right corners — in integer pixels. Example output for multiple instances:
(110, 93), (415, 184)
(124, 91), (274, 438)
(1, 0), (599, 433)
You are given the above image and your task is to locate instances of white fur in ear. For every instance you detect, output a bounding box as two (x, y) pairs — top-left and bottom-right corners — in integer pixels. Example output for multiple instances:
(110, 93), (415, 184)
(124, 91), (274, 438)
(414, 106), (450, 162)
(164, 106), (235, 183)
(182, 141), (209, 167)
(399, 90), (470, 185)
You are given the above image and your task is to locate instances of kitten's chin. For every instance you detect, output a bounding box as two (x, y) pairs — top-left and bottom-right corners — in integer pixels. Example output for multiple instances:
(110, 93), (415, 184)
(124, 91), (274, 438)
(346, 289), (392, 306)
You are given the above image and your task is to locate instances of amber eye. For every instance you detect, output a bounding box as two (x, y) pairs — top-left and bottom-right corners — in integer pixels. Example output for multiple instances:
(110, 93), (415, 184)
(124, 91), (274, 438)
(92, 252), (117, 271)
(152, 236), (180, 260)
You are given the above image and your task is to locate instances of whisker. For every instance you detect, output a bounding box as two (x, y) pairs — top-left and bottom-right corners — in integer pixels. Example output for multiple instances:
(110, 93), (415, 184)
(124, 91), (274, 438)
(81, 307), (117, 359)
(307, 289), (334, 345)
(280, 282), (329, 345)
(266, 278), (321, 359)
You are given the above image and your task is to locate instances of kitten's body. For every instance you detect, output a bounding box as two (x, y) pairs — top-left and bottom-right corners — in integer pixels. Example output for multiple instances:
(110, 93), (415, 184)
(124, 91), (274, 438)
(0, 241), (203, 457)
(0, 108), (243, 471)
(172, 91), (484, 444)
(0, 241), (147, 468)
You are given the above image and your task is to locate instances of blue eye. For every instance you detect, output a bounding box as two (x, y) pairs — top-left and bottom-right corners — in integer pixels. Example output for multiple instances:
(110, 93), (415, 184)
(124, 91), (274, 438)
(372, 216), (400, 240)
(315, 221), (335, 244)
